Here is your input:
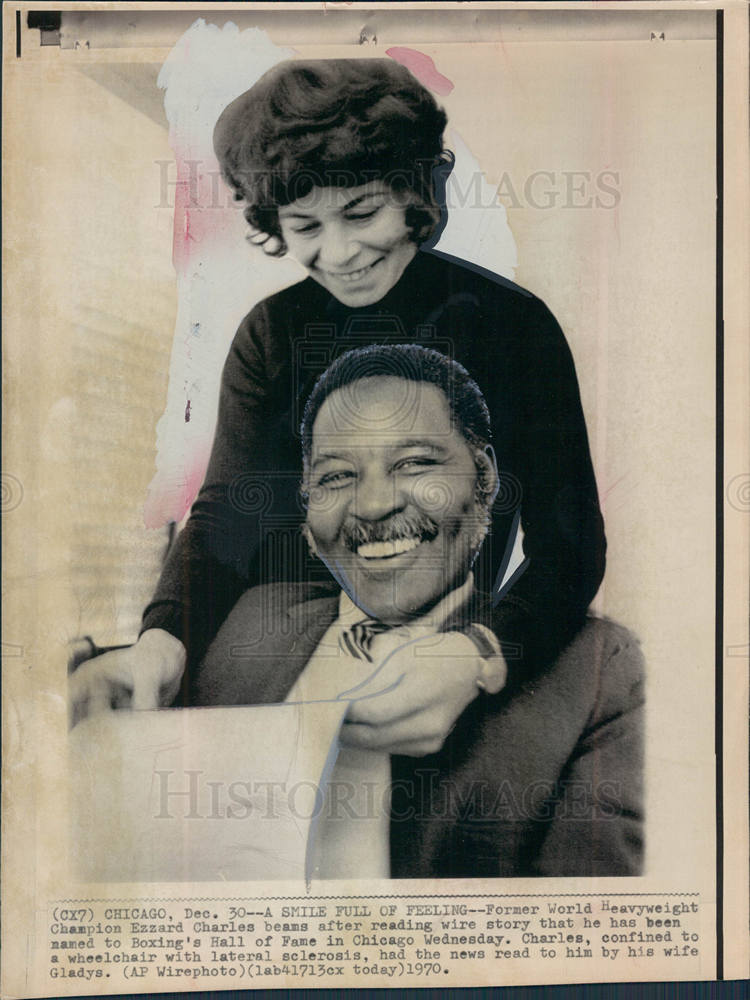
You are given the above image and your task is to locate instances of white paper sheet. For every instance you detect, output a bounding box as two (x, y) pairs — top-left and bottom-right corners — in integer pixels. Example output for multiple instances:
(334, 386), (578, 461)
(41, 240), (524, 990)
(69, 703), (348, 883)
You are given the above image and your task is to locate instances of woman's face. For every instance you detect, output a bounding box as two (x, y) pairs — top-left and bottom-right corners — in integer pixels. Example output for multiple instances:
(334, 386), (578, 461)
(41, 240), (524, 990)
(278, 181), (418, 307)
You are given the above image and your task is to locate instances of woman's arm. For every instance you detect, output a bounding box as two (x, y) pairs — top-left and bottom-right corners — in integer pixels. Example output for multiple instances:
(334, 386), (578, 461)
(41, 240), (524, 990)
(486, 295), (606, 678)
(140, 305), (277, 673)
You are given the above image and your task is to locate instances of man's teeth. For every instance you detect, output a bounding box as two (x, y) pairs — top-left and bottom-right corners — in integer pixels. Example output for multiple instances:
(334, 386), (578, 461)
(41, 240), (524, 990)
(357, 537), (422, 558)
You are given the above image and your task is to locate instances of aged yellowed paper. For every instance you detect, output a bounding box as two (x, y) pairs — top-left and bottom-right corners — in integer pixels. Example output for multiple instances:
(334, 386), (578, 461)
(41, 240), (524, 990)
(3, 2), (748, 994)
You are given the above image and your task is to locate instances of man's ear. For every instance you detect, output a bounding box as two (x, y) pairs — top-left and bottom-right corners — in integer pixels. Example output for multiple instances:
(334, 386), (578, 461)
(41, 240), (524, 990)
(301, 521), (319, 557)
(476, 445), (500, 505)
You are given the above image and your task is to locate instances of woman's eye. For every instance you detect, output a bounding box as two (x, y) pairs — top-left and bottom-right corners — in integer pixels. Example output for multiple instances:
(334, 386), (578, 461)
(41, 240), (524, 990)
(291, 222), (320, 235)
(346, 207), (380, 223)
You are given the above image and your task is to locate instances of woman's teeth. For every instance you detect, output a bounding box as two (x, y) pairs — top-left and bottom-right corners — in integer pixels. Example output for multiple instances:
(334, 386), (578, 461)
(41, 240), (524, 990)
(331, 262), (377, 282)
(357, 537), (422, 559)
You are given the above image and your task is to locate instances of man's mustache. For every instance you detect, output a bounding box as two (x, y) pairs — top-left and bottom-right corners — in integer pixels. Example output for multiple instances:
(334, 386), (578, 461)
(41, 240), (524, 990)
(342, 511), (440, 551)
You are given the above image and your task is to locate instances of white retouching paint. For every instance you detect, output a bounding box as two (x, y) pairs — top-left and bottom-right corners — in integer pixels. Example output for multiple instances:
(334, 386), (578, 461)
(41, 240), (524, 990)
(434, 126), (518, 279)
(145, 21), (298, 527)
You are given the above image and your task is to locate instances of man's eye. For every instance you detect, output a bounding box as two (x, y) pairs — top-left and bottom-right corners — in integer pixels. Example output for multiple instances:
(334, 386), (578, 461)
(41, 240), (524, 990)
(395, 457), (439, 472)
(291, 222), (320, 235)
(317, 470), (354, 488)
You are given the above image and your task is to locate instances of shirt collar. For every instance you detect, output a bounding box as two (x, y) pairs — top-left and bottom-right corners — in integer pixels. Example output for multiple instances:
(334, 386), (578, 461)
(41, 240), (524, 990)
(337, 573), (474, 631)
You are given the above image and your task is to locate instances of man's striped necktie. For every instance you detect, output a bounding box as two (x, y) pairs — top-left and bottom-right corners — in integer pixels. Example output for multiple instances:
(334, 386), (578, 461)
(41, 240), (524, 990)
(339, 620), (392, 662)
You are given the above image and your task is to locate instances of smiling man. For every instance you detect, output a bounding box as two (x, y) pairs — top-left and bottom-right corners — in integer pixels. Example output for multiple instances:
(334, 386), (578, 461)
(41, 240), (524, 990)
(300, 346), (499, 624)
(194, 345), (644, 880)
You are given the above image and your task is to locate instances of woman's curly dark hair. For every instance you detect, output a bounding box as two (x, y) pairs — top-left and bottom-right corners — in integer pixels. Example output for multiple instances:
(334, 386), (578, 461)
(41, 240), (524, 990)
(213, 59), (452, 255)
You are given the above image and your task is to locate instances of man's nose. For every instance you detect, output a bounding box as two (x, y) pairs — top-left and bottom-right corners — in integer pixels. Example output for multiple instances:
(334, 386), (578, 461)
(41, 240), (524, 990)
(353, 472), (405, 521)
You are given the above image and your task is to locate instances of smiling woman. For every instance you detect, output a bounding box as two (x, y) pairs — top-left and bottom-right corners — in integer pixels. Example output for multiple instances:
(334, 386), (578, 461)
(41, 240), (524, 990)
(277, 183), (418, 307)
(212, 58), (449, 256)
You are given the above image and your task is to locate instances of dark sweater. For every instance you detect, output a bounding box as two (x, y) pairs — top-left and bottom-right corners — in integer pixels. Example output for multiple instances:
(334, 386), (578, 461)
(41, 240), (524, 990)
(142, 249), (606, 680)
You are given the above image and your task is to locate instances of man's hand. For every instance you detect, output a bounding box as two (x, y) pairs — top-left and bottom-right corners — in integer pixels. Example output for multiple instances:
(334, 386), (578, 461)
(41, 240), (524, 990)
(340, 631), (507, 756)
(68, 629), (186, 728)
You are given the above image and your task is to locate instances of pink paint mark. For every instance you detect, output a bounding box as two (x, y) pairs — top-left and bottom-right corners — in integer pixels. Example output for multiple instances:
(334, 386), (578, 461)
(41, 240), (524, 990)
(598, 472), (633, 514)
(386, 47), (454, 96)
(179, 454), (209, 518)
(143, 441), (211, 528)
(171, 146), (236, 274)
(600, 472), (628, 503)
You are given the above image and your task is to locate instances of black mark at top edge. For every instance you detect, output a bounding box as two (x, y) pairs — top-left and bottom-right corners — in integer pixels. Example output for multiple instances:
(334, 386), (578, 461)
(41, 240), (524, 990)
(26, 11), (61, 31)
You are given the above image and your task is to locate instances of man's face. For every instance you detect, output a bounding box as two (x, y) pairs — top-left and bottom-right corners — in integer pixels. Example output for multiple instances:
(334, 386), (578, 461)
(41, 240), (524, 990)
(278, 182), (417, 307)
(304, 377), (494, 623)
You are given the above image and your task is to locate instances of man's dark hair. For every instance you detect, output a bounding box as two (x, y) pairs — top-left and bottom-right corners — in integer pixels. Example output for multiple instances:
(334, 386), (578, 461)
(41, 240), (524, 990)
(300, 344), (492, 468)
(213, 59), (452, 254)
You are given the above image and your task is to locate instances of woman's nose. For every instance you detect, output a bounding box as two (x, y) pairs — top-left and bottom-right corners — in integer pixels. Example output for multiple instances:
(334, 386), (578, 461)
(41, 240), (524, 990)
(317, 224), (361, 268)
